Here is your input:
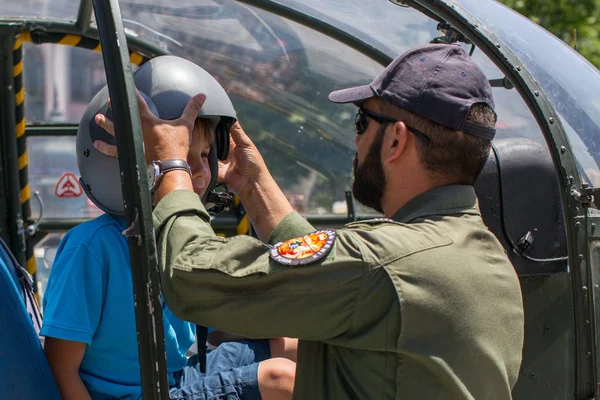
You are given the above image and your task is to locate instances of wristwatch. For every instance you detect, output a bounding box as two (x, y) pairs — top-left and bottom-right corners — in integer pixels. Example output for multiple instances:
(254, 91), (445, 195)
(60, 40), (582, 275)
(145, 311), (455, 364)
(147, 159), (192, 194)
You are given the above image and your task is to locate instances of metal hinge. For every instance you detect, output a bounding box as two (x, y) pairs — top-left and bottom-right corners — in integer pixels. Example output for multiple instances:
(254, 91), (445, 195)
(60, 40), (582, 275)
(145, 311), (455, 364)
(573, 183), (600, 209)
(122, 208), (142, 245)
(389, 0), (411, 7)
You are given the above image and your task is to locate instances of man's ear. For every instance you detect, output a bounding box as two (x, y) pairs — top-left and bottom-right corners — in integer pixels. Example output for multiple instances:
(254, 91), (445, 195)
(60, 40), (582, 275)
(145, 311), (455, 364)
(382, 121), (409, 165)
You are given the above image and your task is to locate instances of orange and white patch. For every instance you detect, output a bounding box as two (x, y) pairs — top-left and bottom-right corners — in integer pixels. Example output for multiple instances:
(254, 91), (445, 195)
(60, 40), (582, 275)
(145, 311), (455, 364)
(270, 229), (336, 266)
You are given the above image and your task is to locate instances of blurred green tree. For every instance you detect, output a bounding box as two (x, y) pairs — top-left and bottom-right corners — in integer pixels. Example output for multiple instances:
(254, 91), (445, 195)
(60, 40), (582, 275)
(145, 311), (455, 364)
(500, 0), (600, 68)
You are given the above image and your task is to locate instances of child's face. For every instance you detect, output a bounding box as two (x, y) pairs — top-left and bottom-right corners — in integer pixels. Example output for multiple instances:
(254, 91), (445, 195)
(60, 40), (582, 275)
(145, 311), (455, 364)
(188, 119), (212, 198)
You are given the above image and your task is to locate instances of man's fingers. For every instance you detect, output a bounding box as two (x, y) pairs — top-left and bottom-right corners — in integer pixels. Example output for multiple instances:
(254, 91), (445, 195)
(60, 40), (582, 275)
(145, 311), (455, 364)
(229, 121), (253, 148)
(94, 112), (118, 158)
(179, 93), (206, 124)
(93, 140), (118, 158)
(135, 89), (156, 120)
(95, 114), (116, 137)
(217, 160), (229, 182)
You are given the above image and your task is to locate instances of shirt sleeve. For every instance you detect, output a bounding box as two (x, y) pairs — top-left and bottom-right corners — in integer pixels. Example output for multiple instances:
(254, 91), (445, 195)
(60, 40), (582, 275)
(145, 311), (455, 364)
(267, 211), (315, 245)
(41, 242), (105, 345)
(153, 190), (368, 342)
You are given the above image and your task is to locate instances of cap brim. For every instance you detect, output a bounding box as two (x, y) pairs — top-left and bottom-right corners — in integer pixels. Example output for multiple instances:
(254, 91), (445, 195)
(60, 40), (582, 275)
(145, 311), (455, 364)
(329, 85), (375, 104)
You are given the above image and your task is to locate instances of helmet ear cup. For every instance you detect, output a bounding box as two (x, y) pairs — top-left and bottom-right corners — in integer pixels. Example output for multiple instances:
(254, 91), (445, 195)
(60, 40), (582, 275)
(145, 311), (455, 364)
(202, 142), (219, 205)
(215, 117), (233, 161)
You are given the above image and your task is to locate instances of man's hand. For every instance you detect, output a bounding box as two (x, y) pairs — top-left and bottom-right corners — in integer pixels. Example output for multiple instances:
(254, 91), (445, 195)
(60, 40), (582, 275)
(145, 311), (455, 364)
(93, 91), (206, 163)
(218, 122), (295, 241)
(218, 122), (269, 195)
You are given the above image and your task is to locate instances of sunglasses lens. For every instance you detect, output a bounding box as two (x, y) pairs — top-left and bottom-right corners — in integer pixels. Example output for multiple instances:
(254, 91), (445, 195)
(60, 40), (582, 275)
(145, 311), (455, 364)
(355, 110), (366, 135)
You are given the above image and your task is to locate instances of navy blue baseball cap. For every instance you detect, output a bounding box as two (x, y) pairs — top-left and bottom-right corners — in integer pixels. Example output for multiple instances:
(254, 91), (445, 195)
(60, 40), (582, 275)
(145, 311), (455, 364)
(329, 43), (496, 140)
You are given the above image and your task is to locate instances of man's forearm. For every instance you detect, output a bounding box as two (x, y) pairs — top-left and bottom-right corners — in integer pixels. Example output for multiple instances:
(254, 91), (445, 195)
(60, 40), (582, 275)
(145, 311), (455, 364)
(153, 170), (194, 205)
(237, 171), (294, 242)
(152, 159), (295, 241)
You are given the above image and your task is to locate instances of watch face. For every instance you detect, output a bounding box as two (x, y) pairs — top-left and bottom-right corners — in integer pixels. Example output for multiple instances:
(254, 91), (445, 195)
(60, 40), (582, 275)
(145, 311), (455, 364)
(147, 163), (157, 190)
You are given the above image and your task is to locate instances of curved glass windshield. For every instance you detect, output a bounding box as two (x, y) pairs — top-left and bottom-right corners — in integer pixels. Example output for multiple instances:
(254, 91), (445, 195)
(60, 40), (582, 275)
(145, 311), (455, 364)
(285, 0), (438, 56)
(27, 136), (103, 220)
(0, 0), (79, 20)
(115, 0), (548, 215)
(119, 1), (386, 216)
(24, 43), (107, 123)
(22, 0), (554, 218)
(450, 0), (600, 186)
(469, 47), (542, 144)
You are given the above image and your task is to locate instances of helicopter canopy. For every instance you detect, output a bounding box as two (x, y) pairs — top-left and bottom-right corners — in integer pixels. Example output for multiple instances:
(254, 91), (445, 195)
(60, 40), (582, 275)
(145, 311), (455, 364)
(12, 0), (596, 221)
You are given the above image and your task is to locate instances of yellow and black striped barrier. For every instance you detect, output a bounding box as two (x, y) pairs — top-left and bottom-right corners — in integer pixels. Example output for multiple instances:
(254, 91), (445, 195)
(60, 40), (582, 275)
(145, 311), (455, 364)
(13, 35), (36, 284)
(234, 195), (251, 236)
(21, 31), (150, 66)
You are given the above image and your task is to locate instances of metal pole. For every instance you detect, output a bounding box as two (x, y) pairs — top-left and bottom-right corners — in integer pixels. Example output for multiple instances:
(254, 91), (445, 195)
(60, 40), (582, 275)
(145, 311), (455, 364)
(91, 1), (169, 398)
(0, 28), (26, 266)
(75, 0), (93, 34)
(12, 34), (38, 292)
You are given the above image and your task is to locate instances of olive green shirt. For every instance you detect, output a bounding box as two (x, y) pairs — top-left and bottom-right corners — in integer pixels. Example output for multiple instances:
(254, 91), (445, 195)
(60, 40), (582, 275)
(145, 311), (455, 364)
(153, 184), (524, 400)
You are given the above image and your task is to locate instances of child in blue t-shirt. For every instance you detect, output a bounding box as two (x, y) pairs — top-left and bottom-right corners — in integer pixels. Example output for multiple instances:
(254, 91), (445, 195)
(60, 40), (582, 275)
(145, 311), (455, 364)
(42, 116), (297, 400)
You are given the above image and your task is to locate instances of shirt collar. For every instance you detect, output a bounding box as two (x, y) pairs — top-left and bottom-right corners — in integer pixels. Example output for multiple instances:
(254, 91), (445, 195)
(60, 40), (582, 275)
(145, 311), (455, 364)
(390, 184), (480, 223)
(106, 213), (128, 231)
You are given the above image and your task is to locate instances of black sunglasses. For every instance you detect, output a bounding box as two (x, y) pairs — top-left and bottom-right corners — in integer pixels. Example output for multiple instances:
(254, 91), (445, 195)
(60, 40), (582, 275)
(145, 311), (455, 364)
(355, 107), (430, 144)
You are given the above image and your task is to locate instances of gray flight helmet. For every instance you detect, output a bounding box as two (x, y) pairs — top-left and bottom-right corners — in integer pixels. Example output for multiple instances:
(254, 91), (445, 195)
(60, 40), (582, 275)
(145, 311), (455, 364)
(76, 55), (237, 216)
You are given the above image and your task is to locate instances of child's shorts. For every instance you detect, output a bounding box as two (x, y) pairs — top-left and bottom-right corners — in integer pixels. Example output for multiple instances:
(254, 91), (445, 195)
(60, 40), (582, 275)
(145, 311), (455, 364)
(170, 339), (271, 400)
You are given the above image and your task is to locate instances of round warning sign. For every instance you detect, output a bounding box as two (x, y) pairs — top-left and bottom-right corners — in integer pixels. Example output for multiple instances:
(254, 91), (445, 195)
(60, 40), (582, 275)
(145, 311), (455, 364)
(270, 229), (336, 266)
(54, 172), (83, 198)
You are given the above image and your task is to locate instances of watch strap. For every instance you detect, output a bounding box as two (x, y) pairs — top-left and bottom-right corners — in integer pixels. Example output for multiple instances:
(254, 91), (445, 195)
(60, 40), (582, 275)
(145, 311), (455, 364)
(156, 159), (192, 177)
(149, 159), (192, 194)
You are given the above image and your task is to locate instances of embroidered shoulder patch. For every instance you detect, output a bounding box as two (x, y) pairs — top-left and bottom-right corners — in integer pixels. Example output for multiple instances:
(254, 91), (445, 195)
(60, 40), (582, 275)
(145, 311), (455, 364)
(270, 229), (336, 266)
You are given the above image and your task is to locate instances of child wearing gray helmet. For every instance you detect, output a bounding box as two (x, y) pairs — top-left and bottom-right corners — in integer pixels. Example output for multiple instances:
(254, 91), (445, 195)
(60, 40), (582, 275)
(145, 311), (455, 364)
(41, 56), (297, 400)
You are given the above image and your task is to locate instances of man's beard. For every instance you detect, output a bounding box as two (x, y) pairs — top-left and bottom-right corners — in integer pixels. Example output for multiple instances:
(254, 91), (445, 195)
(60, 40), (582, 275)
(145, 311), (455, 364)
(352, 125), (386, 214)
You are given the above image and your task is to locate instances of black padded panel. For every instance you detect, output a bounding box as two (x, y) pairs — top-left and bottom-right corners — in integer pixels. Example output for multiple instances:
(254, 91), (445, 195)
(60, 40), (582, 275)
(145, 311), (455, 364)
(475, 138), (568, 275)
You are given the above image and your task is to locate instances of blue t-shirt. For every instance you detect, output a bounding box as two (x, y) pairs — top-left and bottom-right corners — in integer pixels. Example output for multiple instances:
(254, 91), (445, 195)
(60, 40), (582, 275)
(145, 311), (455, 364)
(41, 214), (196, 400)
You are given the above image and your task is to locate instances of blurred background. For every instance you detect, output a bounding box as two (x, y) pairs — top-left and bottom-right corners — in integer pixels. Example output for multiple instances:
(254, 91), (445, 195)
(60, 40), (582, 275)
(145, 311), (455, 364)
(500, 0), (600, 69)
